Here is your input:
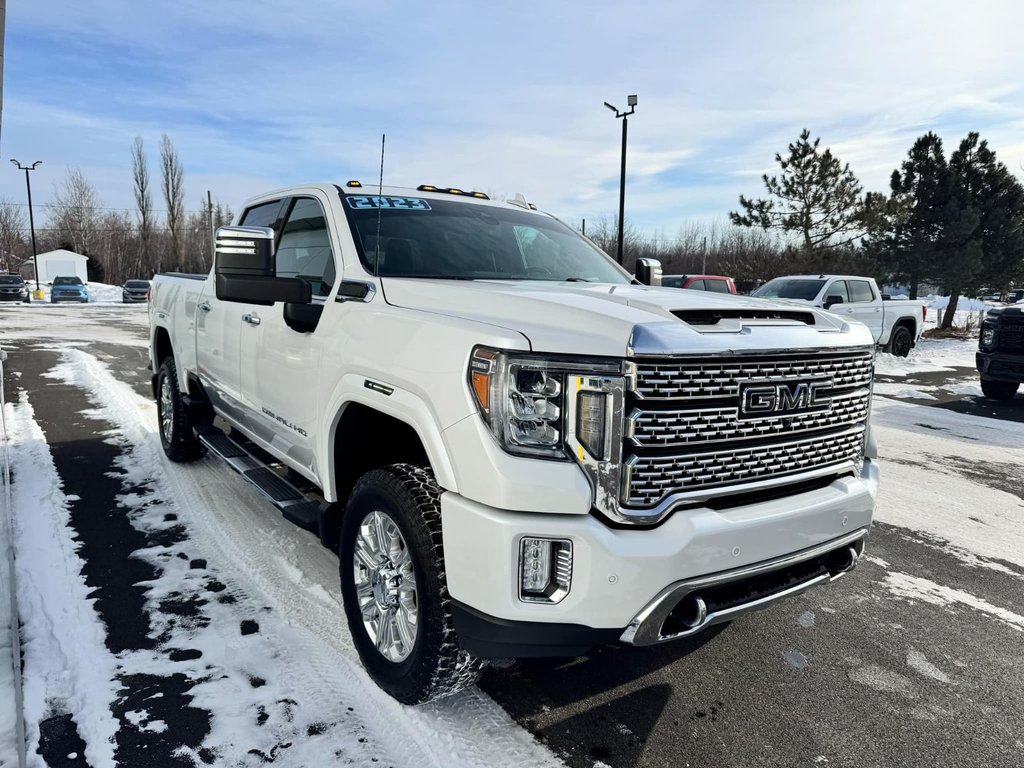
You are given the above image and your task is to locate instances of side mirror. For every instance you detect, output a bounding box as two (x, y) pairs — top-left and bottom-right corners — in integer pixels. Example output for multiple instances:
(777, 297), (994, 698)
(214, 225), (311, 305)
(635, 258), (663, 287)
(823, 295), (844, 309)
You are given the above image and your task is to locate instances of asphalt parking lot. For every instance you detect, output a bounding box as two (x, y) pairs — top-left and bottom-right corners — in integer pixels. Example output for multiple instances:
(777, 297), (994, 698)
(2, 305), (1022, 768)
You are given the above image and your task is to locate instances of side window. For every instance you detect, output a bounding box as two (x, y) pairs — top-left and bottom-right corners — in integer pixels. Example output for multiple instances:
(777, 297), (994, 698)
(827, 280), (851, 303)
(686, 279), (706, 291)
(275, 198), (336, 297)
(240, 199), (284, 229)
(662, 276), (682, 288)
(706, 279), (731, 293)
(849, 280), (875, 303)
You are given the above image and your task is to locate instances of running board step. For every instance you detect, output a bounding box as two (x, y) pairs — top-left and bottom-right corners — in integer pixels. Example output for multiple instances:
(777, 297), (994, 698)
(197, 425), (322, 533)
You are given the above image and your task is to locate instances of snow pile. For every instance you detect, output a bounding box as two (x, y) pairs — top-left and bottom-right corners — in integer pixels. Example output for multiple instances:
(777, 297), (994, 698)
(874, 338), (977, 378)
(921, 295), (995, 312)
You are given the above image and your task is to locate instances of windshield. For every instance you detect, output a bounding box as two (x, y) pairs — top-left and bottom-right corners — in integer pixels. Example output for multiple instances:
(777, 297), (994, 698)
(0, 276), (23, 285)
(53, 276), (83, 286)
(125, 280), (150, 288)
(342, 195), (631, 284)
(751, 278), (825, 301)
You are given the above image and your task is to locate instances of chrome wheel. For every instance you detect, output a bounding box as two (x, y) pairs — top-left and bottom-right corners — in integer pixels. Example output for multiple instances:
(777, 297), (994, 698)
(353, 510), (418, 662)
(159, 374), (174, 442)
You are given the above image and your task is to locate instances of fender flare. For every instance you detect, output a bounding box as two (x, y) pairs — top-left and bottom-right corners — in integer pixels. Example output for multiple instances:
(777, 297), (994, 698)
(319, 373), (459, 502)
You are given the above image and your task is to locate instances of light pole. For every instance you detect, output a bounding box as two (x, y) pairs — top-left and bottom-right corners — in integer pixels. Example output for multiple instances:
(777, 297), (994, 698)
(604, 95), (637, 265)
(10, 159), (42, 296)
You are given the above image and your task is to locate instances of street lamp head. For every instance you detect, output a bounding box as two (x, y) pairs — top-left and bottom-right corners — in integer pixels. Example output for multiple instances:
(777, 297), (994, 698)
(31, 161), (42, 169)
(604, 102), (619, 114)
(9, 159), (18, 168)
(627, 94), (638, 107)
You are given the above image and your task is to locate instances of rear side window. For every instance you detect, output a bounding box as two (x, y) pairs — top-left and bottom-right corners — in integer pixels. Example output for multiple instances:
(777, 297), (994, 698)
(662, 276), (683, 288)
(705, 279), (731, 293)
(240, 199), (284, 230)
(686, 279), (706, 290)
(849, 280), (875, 303)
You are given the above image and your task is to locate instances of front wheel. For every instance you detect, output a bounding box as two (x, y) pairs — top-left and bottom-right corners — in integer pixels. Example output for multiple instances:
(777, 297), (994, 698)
(980, 378), (1019, 400)
(886, 325), (913, 357)
(156, 356), (207, 462)
(339, 464), (484, 705)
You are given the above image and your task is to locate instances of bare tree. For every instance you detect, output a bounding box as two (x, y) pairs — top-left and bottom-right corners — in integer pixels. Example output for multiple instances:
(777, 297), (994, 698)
(48, 167), (101, 256)
(160, 134), (185, 270)
(131, 136), (154, 274)
(0, 198), (27, 272)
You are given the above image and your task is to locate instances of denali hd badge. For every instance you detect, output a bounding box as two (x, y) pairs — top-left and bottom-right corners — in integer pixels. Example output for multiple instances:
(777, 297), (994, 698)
(739, 380), (832, 418)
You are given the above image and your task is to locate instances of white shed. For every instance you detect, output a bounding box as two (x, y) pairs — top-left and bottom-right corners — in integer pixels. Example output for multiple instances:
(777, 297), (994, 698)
(24, 249), (89, 283)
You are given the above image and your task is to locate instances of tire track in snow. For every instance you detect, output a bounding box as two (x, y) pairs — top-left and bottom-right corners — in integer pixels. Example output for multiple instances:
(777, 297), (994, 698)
(48, 346), (563, 768)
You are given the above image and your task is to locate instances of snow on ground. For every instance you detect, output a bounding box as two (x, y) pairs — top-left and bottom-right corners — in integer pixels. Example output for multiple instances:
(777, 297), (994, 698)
(874, 337), (977, 378)
(4, 393), (121, 767)
(15, 345), (563, 768)
(871, 395), (1024, 573)
(0, 304), (149, 348)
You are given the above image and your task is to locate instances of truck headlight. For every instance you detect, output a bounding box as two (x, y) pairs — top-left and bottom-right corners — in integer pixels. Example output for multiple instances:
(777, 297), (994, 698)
(469, 347), (620, 459)
(980, 322), (997, 351)
(519, 537), (572, 603)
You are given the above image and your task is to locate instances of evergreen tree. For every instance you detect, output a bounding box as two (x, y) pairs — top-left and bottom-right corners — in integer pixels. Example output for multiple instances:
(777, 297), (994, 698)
(730, 129), (865, 253)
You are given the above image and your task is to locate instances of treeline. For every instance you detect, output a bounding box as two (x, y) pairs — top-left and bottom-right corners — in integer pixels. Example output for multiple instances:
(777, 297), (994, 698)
(592, 128), (1024, 329)
(0, 134), (234, 284)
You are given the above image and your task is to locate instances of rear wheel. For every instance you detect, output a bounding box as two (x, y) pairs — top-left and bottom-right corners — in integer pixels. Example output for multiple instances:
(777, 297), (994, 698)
(980, 378), (1019, 400)
(156, 356), (207, 462)
(339, 464), (484, 705)
(887, 325), (913, 357)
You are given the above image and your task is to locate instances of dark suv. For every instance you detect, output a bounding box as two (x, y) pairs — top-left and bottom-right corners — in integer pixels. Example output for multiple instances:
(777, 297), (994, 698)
(0, 274), (30, 303)
(977, 306), (1023, 400)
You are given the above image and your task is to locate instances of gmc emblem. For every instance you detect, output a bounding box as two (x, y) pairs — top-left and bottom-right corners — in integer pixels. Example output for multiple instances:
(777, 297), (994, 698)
(740, 380), (832, 417)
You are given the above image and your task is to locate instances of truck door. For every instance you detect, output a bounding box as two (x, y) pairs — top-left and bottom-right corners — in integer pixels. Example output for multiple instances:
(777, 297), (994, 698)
(847, 279), (884, 340)
(240, 195), (336, 477)
(196, 198), (286, 427)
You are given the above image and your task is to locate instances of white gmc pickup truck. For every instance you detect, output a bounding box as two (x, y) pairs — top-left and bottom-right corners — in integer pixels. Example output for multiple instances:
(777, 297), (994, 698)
(752, 274), (927, 356)
(149, 183), (879, 704)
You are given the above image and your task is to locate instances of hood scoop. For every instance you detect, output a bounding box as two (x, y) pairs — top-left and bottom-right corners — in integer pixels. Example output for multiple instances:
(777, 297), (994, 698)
(671, 308), (816, 327)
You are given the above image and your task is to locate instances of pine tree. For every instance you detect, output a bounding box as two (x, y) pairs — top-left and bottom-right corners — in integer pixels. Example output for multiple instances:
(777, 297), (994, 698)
(730, 129), (865, 253)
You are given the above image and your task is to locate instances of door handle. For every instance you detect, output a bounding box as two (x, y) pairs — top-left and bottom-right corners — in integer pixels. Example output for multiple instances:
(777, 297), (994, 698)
(198, 301), (211, 312)
(242, 313), (261, 326)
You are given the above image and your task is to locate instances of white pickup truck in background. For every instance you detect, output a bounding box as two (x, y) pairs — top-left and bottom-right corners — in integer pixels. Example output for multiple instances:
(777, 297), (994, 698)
(752, 275), (926, 356)
(149, 183), (879, 704)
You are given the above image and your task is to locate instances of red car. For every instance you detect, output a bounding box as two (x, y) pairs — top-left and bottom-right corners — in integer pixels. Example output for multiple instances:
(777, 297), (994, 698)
(661, 274), (737, 294)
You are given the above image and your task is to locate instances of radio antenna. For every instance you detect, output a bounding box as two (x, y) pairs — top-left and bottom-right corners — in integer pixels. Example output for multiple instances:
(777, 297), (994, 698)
(374, 133), (385, 277)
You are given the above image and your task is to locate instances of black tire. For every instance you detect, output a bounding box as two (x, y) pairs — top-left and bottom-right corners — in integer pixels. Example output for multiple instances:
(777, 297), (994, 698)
(339, 464), (484, 705)
(156, 356), (207, 462)
(887, 324), (913, 357)
(980, 378), (1019, 401)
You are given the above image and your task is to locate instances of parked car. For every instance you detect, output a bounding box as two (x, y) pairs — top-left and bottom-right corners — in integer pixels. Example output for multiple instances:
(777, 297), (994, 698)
(662, 274), (736, 293)
(122, 279), (151, 303)
(977, 306), (1023, 400)
(150, 183), (878, 704)
(0, 274), (31, 303)
(50, 275), (90, 303)
(752, 274), (926, 356)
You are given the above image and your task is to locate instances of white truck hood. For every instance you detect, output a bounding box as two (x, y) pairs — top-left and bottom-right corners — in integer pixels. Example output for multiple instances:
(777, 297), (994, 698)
(380, 279), (875, 356)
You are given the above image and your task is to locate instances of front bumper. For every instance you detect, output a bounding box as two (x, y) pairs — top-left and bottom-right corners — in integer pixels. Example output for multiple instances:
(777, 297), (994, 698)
(0, 293), (27, 301)
(442, 458), (878, 657)
(977, 350), (1024, 383)
(123, 293), (148, 303)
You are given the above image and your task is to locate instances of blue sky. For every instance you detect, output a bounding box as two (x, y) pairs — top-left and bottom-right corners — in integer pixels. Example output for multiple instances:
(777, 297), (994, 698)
(2, 0), (1023, 236)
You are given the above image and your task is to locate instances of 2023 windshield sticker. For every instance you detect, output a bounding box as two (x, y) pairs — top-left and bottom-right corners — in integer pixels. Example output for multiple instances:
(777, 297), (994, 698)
(345, 196), (432, 211)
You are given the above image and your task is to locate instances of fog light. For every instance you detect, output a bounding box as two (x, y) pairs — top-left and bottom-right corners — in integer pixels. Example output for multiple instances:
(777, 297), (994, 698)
(519, 537), (573, 603)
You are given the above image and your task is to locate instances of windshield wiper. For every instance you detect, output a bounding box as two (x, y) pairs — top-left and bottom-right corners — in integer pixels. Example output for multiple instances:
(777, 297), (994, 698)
(563, 277), (591, 282)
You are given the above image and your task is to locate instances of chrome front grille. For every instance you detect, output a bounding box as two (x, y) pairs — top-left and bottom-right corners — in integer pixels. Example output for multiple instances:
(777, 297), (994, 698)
(624, 428), (865, 506)
(632, 353), (873, 400)
(621, 349), (873, 511)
